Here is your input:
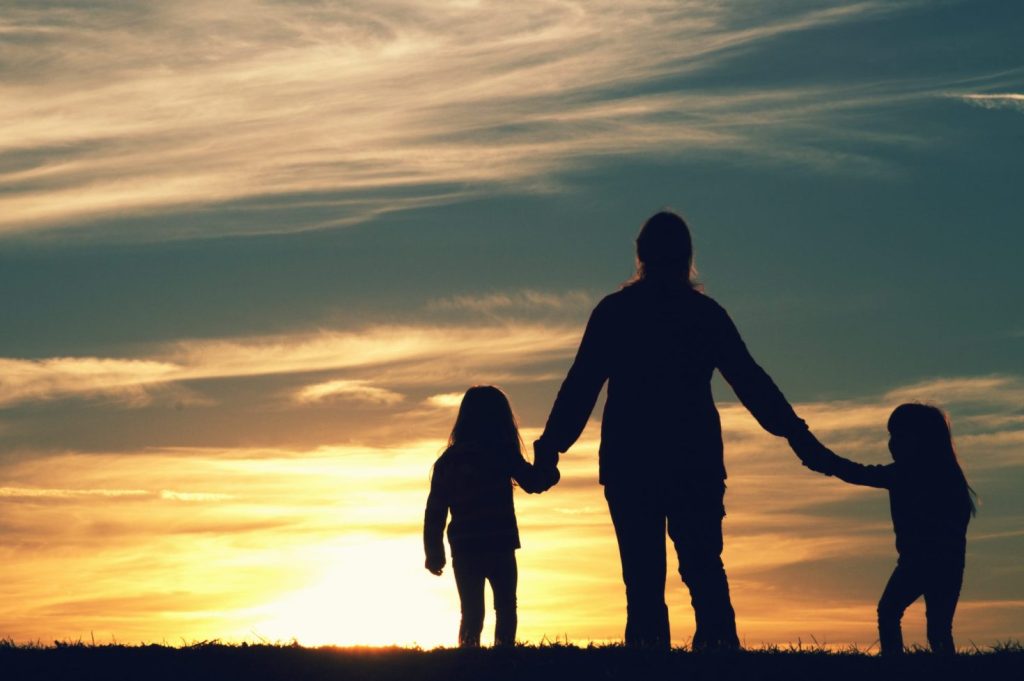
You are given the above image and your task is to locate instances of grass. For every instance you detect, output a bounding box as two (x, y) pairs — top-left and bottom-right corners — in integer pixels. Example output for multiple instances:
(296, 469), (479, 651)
(1, 639), (1021, 681)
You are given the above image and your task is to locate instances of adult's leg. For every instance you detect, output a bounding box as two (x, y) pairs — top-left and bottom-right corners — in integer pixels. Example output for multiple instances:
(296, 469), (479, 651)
(923, 559), (964, 656)
(487, 550), (519, 647)
(877, 560), (923, 656)
(666, 481), (738, 651)
(604, 485), (671, 649)
(452, 553), (486, 647)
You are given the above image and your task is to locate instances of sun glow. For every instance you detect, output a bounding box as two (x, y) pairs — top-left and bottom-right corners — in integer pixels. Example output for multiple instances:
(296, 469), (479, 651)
(1, 377), (1022, 646)
(251, 536), (459, 648)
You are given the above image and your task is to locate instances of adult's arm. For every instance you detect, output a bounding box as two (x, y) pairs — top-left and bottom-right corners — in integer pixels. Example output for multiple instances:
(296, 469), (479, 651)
(712, 302), (808, 438)
(535, 300), (612, 460)
(790, 430), (894, 488)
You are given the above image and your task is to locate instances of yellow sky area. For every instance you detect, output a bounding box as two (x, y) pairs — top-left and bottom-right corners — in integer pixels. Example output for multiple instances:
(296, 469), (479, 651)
(2, 394), (1019, 649)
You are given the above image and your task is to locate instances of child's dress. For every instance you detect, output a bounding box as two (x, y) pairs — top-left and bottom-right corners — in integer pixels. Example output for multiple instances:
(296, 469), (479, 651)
(822, 455), (971, 654)
(423, 443), (554, 646)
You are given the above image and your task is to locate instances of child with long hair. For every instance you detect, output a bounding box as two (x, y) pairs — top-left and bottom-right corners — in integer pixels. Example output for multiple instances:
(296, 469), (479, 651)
(794, 402), (976, 655)
(423, 385), (559, 647)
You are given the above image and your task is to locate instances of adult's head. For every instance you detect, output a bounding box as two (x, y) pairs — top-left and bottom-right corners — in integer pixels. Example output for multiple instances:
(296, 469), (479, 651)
(634, 211), (697, 288)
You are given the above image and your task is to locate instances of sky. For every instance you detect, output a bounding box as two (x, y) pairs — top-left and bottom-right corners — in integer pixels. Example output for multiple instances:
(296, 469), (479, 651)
(1, 0), (1022, 649)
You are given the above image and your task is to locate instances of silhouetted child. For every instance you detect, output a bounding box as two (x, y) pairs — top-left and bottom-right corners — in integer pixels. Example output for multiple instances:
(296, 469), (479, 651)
(794, 403), (975, 655)
(423, 385), (559, 647)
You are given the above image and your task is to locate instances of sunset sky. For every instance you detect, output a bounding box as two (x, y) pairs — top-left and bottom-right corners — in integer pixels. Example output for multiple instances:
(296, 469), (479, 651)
(1, 0), (1022, 649)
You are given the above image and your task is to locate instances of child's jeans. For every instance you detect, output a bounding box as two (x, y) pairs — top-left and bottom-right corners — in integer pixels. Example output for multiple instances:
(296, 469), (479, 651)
(452, 549), (518, 647)
(877, 554), (964, 655)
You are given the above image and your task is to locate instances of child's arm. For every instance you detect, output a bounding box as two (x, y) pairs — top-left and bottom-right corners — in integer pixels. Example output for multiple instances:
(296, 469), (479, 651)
(823, 453), (895, 489)
(423, 469), (449, 575)
(792, 432), (894, 488)
(510, 453), (560, 494)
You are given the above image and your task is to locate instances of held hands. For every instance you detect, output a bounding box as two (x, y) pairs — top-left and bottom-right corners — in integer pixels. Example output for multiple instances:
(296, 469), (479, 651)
(788, 429), (838, 476)
(538, 463), (560, 492)
(425, 554), (446, 576)
(530, 439), (561, 494)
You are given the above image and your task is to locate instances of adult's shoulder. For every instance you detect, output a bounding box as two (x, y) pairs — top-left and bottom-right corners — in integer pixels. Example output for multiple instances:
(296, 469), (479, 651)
(585, 288), (631, 321)
(693, 289), (727, 311)
(597, 287), (631, 306)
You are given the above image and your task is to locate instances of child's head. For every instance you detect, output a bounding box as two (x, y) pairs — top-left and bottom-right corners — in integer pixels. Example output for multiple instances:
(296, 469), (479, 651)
(448, 385), (524, 457)
(886, 402), (955, 465)
(887, 402), (976, 515)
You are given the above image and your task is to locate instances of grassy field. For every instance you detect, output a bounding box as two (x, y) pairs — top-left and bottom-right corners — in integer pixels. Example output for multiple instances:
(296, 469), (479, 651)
(2, 641), (1022, 681)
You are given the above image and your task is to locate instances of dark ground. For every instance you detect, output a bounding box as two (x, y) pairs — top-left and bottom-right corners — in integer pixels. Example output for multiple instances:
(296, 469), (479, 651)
(1, 642), (1022, 681)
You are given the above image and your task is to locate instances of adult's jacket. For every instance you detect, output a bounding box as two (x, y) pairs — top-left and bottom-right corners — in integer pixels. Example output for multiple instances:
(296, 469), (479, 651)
(536, 278), (807, 485)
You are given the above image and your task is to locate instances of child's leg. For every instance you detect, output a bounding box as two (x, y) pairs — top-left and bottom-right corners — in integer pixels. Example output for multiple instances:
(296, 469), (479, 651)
(487, 550), (519, 646)
(453, 553), (486, 647)
(923, 560), (964, 655)
(877, 560), (924, 656)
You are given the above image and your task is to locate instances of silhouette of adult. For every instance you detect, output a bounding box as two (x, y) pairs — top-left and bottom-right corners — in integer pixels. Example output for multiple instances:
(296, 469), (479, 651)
(534, 211), (813, 651)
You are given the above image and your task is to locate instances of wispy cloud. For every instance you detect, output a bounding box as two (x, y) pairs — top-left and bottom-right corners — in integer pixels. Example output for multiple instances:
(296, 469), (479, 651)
(428, 289), (594, 315)
(424, 392), (464, 409)
(0, 323), (581, 407)
(294, 379), (404, 405)
(0, 486), (148, 499)
(959, 93), (1024, 113)
(0, 486), (230, 502)
(0, 357), (178, 408)
(0, 0), (916, 239)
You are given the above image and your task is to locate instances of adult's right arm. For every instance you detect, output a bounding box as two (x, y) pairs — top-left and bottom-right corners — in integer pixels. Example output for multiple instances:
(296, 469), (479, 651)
(535, 300), (612, 463)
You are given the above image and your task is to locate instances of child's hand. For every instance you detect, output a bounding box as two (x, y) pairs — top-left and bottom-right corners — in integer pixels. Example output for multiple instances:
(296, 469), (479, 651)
(425, 555), (446, 576)
(531, 464), (560, 494)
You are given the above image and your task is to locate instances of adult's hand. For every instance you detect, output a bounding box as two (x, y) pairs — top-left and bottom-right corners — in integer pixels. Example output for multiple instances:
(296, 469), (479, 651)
(531, 439), (561, 492)
(533, 439), (560, 469)
(788, 429), (836, 475)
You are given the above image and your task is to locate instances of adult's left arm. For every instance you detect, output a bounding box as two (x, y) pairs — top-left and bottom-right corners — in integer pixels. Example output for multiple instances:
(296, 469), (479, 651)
(711, 301), (808, 439)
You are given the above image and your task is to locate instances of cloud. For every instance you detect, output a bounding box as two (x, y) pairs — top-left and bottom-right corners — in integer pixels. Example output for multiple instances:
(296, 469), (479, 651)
(0, 357), (178, 408)
(0, 486), (148, 499)
(428, 289), (595, 315)
(0, 0), (915, 240)
(960, 93), (1024, 113)
(157, 490), (234, 502)
(294, 379), (404, 405)
(424, 392), (464, 409)
(884, 375), (1024, 405)
(0, 322), (581, 408)
(0, 486), (230, 502)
